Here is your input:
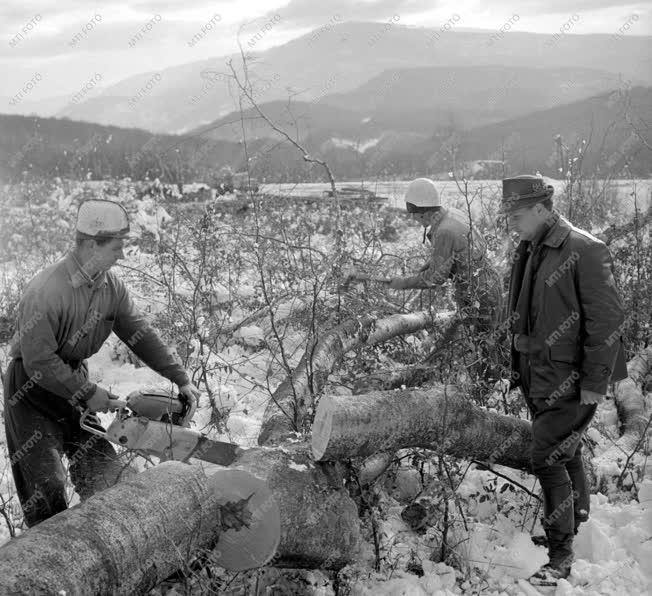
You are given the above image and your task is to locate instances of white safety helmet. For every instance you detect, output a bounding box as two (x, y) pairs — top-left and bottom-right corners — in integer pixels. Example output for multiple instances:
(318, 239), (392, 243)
(404, 178), (441, 212)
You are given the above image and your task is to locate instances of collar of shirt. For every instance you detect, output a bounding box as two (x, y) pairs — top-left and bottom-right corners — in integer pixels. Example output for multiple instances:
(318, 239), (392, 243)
(64, 252), (108, 289)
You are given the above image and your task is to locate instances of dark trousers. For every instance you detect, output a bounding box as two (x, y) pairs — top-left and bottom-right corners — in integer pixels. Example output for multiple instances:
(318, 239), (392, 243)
(522, 384), (596, 536)
(3, 358), (132, 527)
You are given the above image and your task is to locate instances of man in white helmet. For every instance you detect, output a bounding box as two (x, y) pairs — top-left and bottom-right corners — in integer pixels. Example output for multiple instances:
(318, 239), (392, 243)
(3, 199), (200, 527)
(347, 178), (502, 335)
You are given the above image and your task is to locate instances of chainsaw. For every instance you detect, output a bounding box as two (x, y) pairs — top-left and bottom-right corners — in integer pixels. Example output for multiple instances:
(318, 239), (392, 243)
(80, 388), (244, 465)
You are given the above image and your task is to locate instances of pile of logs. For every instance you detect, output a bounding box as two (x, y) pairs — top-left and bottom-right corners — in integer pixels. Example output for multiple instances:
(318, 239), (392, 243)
(1, 309), (648, 594)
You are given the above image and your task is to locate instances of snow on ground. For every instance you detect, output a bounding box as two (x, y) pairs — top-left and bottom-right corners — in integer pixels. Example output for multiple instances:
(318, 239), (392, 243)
(0, 337), (650, 595)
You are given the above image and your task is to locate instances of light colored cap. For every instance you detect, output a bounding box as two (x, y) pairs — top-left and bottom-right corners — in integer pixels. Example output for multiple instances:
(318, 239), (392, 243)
(404, 178), (441, 208)
(76, 199), (130, 238)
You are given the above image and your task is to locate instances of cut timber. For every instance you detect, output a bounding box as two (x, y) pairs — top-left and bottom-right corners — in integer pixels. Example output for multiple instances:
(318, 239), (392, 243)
(258, 310), (454, 446)
(352, 364), (438, 394)
(612, 345), (652, 449)
(224, 443), (363, 569)
(0, 461), (280, 596)
(598, 205), (652, 246)
(312, 385), (532, 470)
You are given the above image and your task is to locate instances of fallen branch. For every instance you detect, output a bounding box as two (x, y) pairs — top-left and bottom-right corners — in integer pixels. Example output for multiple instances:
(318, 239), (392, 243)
(258, 310), (454, 445)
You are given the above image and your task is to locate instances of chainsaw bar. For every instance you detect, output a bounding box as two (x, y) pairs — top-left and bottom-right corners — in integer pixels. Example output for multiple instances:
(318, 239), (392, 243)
(185, 435), (243, 466)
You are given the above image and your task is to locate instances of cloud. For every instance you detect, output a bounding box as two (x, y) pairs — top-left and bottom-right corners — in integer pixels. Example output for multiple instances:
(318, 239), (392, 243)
(270, 0), (435, 27)
(510, 0), (643, 13)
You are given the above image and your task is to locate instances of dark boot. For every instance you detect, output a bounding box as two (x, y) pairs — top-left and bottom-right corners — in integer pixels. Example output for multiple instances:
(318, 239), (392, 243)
(530, 530), (573, 586)
(529, 483), (575, 586)
(530, 516), (583, 548)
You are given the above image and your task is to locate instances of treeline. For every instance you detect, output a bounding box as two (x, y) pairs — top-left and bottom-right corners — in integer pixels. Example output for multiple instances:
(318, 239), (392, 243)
(1, 87), (651, 185)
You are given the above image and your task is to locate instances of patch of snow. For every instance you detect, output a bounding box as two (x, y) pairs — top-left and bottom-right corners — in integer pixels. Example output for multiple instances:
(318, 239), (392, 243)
(330, 137), (380, 153)
(288, 462), (309, 471)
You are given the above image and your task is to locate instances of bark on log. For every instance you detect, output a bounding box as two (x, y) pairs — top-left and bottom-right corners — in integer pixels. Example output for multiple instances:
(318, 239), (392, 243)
(598, 205), (652, 246)
(352, 365), (436, 394)
(312, 385), (533, 471)
(0, 462), (280, 596)
(612, 346), (651, 447)
(258, 311), (454, 446)
(215, 443), (364, 569)
(351, 318), (466, 394)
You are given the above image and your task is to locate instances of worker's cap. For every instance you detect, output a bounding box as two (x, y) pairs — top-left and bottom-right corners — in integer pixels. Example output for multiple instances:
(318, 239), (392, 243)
(499, 175), (554, 215)
(76, 199), (130, 239)
(404, 178), (441, 212)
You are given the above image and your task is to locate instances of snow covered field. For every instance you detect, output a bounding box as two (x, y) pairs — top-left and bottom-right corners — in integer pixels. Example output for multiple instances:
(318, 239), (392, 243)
(261, 179), (652, 214)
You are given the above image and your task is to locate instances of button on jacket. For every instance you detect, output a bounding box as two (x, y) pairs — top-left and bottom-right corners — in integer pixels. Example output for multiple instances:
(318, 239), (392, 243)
(9, 253), (189, 405)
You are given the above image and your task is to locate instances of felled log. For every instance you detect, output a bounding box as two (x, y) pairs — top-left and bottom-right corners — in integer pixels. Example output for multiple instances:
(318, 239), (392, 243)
(351, 317), (469, 394)
(227, 443), (364, 570)
(0, 461), (280, 595)
(353, 364), (445, 394)
(614, 345), (651, 433)
(312, 385), (532, 470)
(612, 345), (651, 448)
(258, 310), (454, 445)
(598, 205), (652, 246)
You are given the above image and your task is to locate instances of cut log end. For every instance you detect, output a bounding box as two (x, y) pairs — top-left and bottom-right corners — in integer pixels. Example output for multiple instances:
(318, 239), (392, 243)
(311, 394), (335, 461)
(209, 468), (281, 571)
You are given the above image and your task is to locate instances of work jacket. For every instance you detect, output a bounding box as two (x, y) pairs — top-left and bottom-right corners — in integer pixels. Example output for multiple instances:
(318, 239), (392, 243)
(9, 252), (189, 407)
(507, 213), (628, 398)
(395, 206), (503, 328)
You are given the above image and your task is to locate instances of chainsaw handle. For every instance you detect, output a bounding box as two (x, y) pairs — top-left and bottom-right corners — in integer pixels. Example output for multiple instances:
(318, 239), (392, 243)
(79, 408), (107, 437)
(180, 396), (197, 427)
(108, 398), (129, 411)
(79, 398), (128, 436)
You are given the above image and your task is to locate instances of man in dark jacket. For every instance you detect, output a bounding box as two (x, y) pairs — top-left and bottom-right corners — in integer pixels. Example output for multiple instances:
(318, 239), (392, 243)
(3, 199), (200, 527)
(502, 175), (628, 585)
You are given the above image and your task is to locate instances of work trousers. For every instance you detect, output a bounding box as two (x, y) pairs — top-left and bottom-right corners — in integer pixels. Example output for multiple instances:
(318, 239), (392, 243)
(521, 368), (596, 536)
(3, 358), (131, 527)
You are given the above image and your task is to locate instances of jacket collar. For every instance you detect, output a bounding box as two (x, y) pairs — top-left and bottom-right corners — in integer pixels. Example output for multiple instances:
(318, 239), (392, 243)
(540, 213), (572, 248)
(64, 252), (108, 289)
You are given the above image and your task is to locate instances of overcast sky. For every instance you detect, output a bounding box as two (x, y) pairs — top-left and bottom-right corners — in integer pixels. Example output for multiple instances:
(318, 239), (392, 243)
(2, 0), (650, 100)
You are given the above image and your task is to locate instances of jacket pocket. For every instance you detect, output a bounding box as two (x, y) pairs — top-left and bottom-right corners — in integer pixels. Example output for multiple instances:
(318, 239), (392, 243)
(549, 343), (579, 364)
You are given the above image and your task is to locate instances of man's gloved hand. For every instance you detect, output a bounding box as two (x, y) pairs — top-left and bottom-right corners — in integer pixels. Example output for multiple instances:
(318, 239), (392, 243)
(178, 382), (201, 421)
(580, 389), (605, 405)
(85, 386), (120, 413)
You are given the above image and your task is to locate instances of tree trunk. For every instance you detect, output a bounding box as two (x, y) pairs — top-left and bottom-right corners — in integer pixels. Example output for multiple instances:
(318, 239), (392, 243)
(258, 311), (454, 445)
(0, 461), (280, 595)
(225, 443), (364, 570)
(312, 385), (533, 471)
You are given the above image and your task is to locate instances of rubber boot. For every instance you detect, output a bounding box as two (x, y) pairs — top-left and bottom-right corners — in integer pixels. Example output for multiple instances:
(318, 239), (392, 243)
(531, 516), (582, 548)
(530, 483), (575, 586)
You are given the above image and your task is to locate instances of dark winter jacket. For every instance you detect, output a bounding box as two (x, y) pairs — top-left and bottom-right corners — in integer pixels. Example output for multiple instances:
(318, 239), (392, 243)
(508, 213), (628, 398)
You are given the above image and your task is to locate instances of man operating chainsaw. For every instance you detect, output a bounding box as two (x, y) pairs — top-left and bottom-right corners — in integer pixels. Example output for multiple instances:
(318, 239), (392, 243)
(3, 199), (200, 527)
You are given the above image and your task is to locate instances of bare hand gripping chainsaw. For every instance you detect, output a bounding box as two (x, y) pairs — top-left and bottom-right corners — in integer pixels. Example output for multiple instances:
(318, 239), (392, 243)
(80, 388), (244, 465)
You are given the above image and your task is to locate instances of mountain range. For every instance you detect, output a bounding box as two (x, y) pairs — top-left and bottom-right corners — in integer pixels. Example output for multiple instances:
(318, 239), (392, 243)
(1, 21), (650, 182)
(6, 22), (650, 135)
